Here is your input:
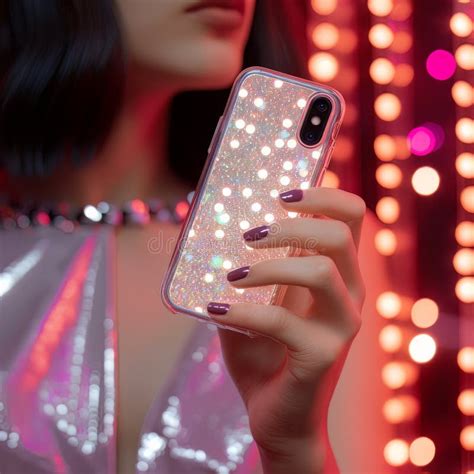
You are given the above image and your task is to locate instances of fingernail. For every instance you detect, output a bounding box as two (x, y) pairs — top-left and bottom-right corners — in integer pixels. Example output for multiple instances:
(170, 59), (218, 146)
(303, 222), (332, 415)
(227, 265), (250, 282)
(207, 302), (230, 315)
(279, 189), (303, 203)
(243, 225), (270, 242)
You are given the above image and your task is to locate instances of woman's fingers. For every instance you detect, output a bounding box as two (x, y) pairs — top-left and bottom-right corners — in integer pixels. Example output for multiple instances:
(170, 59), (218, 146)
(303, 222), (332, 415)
(224, 255), (360, 331)
(279, 187), (366, 249)
(243, 217), (365, 305)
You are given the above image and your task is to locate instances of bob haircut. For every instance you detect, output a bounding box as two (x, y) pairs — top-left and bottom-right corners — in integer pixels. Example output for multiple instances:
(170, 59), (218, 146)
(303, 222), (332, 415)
(0, 0), (308, 183)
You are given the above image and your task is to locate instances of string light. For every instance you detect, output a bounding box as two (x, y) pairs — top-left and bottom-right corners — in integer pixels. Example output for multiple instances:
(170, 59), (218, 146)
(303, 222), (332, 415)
(409, 437), (436, 467)
(383, 395), (419, 423)
(409, 334), (437, 363)
(458, 389), (474, 416)
(375, 228), (397, 256)
(376, 291), (402, 318)
(411, 167), (440, 196)
(374, 93), (402, 121)
(411, 298), (439, 328)
(308, 52), (339, 81)
(458, 347), (474, 373)
(384, 439), (409, 466)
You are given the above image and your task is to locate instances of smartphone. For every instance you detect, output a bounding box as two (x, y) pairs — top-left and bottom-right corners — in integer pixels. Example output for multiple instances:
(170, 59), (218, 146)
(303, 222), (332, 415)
(162, 67), (344, 336)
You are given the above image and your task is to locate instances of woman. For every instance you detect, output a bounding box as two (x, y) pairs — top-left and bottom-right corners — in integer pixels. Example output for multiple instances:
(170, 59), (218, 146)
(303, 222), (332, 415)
(0, 1), (391, 472)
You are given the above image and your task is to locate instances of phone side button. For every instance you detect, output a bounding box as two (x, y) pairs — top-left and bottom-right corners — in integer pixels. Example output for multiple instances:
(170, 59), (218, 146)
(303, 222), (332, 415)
(208, 115), (223, 154)
(331, 121), (341, 140)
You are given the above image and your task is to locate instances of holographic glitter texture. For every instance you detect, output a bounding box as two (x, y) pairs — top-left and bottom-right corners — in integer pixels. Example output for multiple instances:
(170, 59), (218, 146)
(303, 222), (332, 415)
(162, 68), (344, 334)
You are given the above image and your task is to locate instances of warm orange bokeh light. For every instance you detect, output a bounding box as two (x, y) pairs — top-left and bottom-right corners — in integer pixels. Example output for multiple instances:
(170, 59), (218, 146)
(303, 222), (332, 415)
(382, 362), (418, 389)
(456, 277), (474, 303)
(450, 12), (473, 37)
(332, 135), (354, 161)
(391, 0), (412, 21)
(391, 31), (413, 54)
(312, 23), (339, 49)
(308, 52), (339, 82)
(455, 44), (474, 71)
(370, 58), (395, 84)
(460, 425), (474, 451)
(376, 291), (402, 318)
(379, 325), (403, 352)
(374, 134), (397, 161)
(456, 221), (474, 246)
(456, 118), (474, 144)
(458, 389), (474, 416)
(411, 298), (439, 329)
(456, 152), (474, 178)
(375, 229), (397, 256)
(412, 167), (440, 196)
(384, 439), (409, 466)
(453, 248), (474, 275)
(369, 24), (394, 49)
(376, 163), (403, 189)
(460, 186), (474, 213)
(375, 93), (402, 121)
(376, 197), (400, 224)
(409, 437), (436, 467)
(452, 81), (474, 108)
(395, 135), (411, 159)
(383, 395), (419, 423)
(368, 0), (393, 16)
(322, 170), (340, 188)
(458, 347), (474, 373)
(336, 28), (358, 53)
(393, 63), (414, 87)
(311, 0), (338, 15)
(409, 334), (437, 363)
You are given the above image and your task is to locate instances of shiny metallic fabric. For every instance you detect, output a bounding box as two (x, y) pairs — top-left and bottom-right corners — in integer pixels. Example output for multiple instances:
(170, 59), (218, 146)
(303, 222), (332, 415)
(0, 227), (256, 473)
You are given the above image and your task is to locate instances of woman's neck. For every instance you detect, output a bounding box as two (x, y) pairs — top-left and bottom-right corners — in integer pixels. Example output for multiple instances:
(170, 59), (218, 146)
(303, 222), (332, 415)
(7, 74), (190, 206)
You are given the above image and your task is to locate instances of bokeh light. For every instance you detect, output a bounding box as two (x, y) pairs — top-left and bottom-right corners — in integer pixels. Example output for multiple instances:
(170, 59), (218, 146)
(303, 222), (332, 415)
(370, 58), (395, 84)
(376, 291), (402, 318)
(368, 0), (393, 16)
(455, 221), (474, 247)
(455, 44), (474, 70)
(412, 167), (440, 196)
(409, 437), (436, 467)
(456, 118), (474, 144)
(456, 277), (474, 303)
(460, 425), (474, 451)
(426, 49), (456, 80)
(458, 347), (474, 373)
(308, 52), (339, 81)
(383, 395), (419, 423)
(452, 80), (474, 107)
(458, 389), (474, 416)
(375, 93), (402, 121)
(374, 134), (397, 161)
(379, 325), (403, 352)
(408, 126), (436, 156)
(391, 0), (412, 21)
(312, 23), (339, 49)
(393, 63), (414, 87)
(450, 12), (473, 37)
(460, 186), (474, 213)
(382, 362), (418, 389)
(376, 164), (403, 189)
(456, 152), (474, 178)
(453, 248), (474, 275)
(375, 229), (397, 256)
(395, 135), (411, 159)
(376, 197), (400, 224)
(322, 170), (340, 188)
(391, 31), (413, 54)
(409, 334), (437, 363)
(384, 439), (409, 466)
(311, 0), (338, 15)
(411, 298), (439, 329)
(369, 24), (394, 49)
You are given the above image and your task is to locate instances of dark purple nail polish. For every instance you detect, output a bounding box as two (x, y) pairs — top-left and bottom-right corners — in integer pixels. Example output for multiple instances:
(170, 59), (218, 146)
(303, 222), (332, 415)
(279, 189), (303, 203)
(207, 302), (230, 315)
(227, 265), (250, 282)
(243, 225), (270, 242)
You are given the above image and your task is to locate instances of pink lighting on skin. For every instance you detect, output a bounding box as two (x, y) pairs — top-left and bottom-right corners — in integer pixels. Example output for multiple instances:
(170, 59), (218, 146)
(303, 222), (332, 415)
(408, 123), (444, 156)
(426, 50), (456, 80)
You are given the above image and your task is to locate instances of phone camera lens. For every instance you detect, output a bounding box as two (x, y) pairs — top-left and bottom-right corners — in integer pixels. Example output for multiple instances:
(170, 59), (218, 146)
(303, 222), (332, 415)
(316, 101), (329, 113)
(305, 131), (316, 142)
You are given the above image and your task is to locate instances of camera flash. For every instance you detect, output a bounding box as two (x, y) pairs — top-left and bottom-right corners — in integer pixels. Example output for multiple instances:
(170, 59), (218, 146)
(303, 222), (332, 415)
(311, 116), (322, 126)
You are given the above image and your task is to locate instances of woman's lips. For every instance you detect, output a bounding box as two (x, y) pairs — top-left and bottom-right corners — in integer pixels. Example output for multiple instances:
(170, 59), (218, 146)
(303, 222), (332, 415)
(185, 0), (245, 31)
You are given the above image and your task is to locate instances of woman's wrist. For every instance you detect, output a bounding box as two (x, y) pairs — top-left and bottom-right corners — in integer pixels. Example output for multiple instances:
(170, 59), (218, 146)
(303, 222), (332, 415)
(257, 435), (328, 474)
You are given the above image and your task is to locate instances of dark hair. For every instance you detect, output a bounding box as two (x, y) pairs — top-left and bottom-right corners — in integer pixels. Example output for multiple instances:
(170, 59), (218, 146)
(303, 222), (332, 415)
(0, 0), (308, 183)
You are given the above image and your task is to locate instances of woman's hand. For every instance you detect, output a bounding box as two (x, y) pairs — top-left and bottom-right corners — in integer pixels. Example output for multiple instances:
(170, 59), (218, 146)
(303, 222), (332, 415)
(207, 187), (366, 474)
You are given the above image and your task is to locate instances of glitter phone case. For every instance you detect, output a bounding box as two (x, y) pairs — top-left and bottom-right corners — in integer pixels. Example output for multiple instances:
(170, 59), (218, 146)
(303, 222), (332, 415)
(162, 67), (344, 336)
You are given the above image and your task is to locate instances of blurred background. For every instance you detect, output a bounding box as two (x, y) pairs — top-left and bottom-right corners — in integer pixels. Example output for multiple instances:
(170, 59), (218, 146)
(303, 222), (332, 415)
(306, 0), (473, 472)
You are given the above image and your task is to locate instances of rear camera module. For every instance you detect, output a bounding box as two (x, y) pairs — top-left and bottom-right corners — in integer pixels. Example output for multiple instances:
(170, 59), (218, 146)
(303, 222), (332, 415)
(299, 96), (332, 147)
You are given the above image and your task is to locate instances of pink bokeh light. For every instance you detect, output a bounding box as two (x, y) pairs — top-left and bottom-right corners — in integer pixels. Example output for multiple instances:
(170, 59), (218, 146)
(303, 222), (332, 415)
(408, 124), (444, 156)
(426, 50), (456, 80)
